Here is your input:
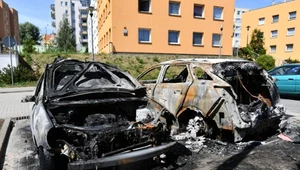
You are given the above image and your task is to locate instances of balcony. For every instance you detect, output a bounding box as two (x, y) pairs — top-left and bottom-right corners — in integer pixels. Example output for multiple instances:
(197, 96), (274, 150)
(51, 11), (55, 19)
(81, 14), (87, 19)
(79, 6), (88, 10)
(52, 21), (56, 27)
(82, 23), (87, 27)
(82, 31), (87, 35)
(50, 4), (55, 11)
(80, 38), (88, 43)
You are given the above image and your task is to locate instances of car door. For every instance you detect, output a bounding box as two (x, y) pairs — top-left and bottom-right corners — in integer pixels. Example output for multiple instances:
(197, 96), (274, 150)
(296, 67), (300, 94)
(152, 64), (193, 115)
(137, 66), (162, 97)
(269, 65), (299, 94)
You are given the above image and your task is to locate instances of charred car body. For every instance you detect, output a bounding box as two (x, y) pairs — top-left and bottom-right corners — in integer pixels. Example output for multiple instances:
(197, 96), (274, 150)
(137, 59), (285, 142)
(23, 58), (175, 170)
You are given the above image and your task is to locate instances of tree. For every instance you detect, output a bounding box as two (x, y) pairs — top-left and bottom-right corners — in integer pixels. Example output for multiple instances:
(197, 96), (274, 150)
(249, 29), (266, 56)
(22, 39), (36, 54)
(56, 16), (76, 52)
(256, 55), (275, 71)
(19, 22), (40, 44)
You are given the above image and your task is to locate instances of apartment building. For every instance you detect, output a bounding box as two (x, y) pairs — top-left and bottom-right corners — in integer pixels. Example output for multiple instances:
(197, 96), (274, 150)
(0, 0), (19, 42)
(241, 0), (300, 62)
(94, 0), (234, 56)
(51, 0), (90, 51)
(232, 8), (250, 50)
(88, 0), (98, 53)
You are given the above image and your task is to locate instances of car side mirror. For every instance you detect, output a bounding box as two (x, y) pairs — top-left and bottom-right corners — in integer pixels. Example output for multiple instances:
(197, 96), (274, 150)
(21, 95), (36, 103)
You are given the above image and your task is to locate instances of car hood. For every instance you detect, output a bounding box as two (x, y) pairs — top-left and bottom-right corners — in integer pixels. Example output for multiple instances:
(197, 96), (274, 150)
(44, 58), (145, 100)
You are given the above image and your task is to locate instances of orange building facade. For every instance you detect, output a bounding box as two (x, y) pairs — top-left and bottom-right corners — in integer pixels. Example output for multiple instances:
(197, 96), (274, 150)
(96, 0), (235, 56)
(0, 0), (19, 42)
(241, 0), (300, 63)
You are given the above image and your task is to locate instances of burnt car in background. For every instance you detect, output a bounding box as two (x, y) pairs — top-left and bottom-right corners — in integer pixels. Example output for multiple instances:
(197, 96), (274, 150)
(137, 59), (285, 142)
(23, 58), (175, 170)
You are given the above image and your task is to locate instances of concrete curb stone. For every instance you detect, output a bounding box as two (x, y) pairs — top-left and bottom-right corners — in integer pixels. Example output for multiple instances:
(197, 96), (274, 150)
(0, 118), (13, 166)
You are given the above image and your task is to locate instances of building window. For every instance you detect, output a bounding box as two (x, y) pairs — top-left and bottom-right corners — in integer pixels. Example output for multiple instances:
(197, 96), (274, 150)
(237, 11), (240, 15)
(168, 31), (180, 44)
(235, 18), (241, 23)
(193, 32), (203, 45)
(270, 45), (276, 53)
(286, 44), (294, 52)
(272, 15), (279, 23)
(213, 7), (223, 20)
(235, 26), (240, 30)
(271, 30), (278, 38)
(212, 34), (221, 46)
(138, 0), (151, 12)
(138, 28), (151, 43)
(65, 2), (68, 6)
(287, 27), (295, 36)
(234, 33), (240, 37)
(194, 4), (204, 18)
(289, 11), (296, 20)
(61, 1), (63, 6)
(65, 10), (68, 14)
(169, 1), (180, 15)
(258, 17), (265, 25)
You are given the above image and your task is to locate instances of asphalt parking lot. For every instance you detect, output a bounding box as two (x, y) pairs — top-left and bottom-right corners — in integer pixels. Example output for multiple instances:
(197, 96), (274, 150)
(0, 89), (299, 170)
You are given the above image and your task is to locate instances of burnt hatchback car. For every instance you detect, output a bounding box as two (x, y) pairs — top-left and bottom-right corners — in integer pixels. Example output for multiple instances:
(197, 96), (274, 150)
(23, 58), (175, 170)
(137, 58), (285, 142)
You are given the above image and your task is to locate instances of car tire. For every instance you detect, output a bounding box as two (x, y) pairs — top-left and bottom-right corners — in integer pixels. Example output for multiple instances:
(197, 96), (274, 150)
(38, 147), (55, 170)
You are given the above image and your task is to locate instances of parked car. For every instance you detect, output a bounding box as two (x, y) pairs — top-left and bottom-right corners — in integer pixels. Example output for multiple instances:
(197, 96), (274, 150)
(268, 63), (300, 95)
(22, 58), (175, 170)
(137, 58), (285, 142)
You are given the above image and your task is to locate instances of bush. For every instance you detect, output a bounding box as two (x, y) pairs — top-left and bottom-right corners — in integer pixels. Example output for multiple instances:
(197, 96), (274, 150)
(256, 55), (275, 71)
(285, 57), (300, 64)
(0, 65), (39, 84)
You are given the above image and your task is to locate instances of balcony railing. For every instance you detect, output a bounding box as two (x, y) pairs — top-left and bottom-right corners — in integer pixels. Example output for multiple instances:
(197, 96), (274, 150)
(50, 4), (55, 11)
(80, 38), (88, 43)
(52, 21), (56, 27)
(82, 31), (88, 35)
(81, 14), (87, 19)
(51, 11), (55, 19)
(82, 23), (87, 27)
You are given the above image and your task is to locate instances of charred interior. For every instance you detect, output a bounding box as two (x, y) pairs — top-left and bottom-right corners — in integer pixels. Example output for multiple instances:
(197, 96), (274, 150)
(46, 99), (169, 162)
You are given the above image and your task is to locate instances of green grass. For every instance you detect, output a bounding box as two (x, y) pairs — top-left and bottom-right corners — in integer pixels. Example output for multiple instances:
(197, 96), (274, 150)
(0, 81), (37, 88)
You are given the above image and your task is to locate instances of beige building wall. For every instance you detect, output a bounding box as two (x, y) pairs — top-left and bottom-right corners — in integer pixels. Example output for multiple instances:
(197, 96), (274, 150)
(241, 0), (300, 62)
(97, 0), (235, 56)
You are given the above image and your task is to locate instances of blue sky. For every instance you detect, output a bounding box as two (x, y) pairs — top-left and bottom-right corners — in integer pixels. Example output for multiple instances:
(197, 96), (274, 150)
(5, 0), (272, 34)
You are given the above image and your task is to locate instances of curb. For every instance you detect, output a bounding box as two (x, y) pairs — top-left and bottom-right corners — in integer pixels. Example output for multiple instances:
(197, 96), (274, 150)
(0, 90), (34, 94)
(0, 118), (13, 166)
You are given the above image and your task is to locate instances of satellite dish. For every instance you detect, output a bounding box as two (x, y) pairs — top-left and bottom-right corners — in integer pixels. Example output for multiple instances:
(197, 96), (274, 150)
(2, 36), (16, 47)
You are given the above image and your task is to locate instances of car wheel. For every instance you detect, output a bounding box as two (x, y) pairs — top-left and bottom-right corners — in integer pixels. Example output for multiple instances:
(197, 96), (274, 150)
(38, 147), (55, 170)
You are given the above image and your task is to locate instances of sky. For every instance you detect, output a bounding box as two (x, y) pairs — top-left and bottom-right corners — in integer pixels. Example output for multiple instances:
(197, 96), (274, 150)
(5, 0), (276, 35)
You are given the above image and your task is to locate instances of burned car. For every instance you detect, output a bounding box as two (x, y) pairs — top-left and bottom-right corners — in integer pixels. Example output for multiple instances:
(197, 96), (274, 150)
(23, 58), (175, 170)
(137, 59), (285, 142)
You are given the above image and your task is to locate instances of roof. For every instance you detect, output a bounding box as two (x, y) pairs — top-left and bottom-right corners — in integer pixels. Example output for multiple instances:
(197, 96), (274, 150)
(160, 58), (248, 65)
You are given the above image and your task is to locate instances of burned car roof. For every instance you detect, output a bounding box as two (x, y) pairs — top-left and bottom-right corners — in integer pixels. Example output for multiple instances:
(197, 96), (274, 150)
(159, 58), (248, 65)
(44, 58), (145, 100)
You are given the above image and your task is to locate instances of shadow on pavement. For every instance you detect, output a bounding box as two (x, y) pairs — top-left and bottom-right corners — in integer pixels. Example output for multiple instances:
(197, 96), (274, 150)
(280, 94), (300, 100)
(216, 142), (261, 170)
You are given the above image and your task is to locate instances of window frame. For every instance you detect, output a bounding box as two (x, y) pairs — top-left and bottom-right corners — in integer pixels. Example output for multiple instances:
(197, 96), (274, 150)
(212, 33), (221, 47)
(272, 15), (279, 23)
(213, 6), (224, 20)
(169, 1), (181, 16)
(258, 17), (265, 25)
(138, 0), (151, 13)
(194, 4), (204, 18)
(286, 44), (294, 52)
(138, 28), (151, 43)
(270, 30), (278, 38)
(193, 32), (204, 46)
(287, 27), (295, 36)
(289, 11), (297, 20)
(168, 30), (180, 45)
(269, 45), (276, 53)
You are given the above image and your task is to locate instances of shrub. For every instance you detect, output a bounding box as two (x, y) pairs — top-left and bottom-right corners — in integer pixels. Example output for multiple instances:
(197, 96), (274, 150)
(0, 65), (39, 84)
(153, 56), (160, 63)
(136, 57), (144, 64)
(285, 57), (300, 64)
(256, 55), (275, 71)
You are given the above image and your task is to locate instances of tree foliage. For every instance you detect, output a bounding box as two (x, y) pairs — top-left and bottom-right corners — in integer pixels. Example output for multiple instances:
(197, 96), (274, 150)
(256, 55), (275, 71)
(22, 39), (36, 54)
(56, 16), (76, 52)
(19, 22), (40, 44)
(249, 29), (266, 56)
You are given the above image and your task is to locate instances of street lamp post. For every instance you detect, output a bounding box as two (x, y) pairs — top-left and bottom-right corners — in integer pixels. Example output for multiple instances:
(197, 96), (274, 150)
(219, 25), (223, 58)
(246, 25), (250, 46)
(89, 6), (95, 62)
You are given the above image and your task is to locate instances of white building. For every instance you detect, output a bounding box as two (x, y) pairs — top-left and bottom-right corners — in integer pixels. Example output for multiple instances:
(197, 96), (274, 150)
(87, 0), (98, 54)
(51, 0), (90, 51)
(232, 8), (250, 50)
